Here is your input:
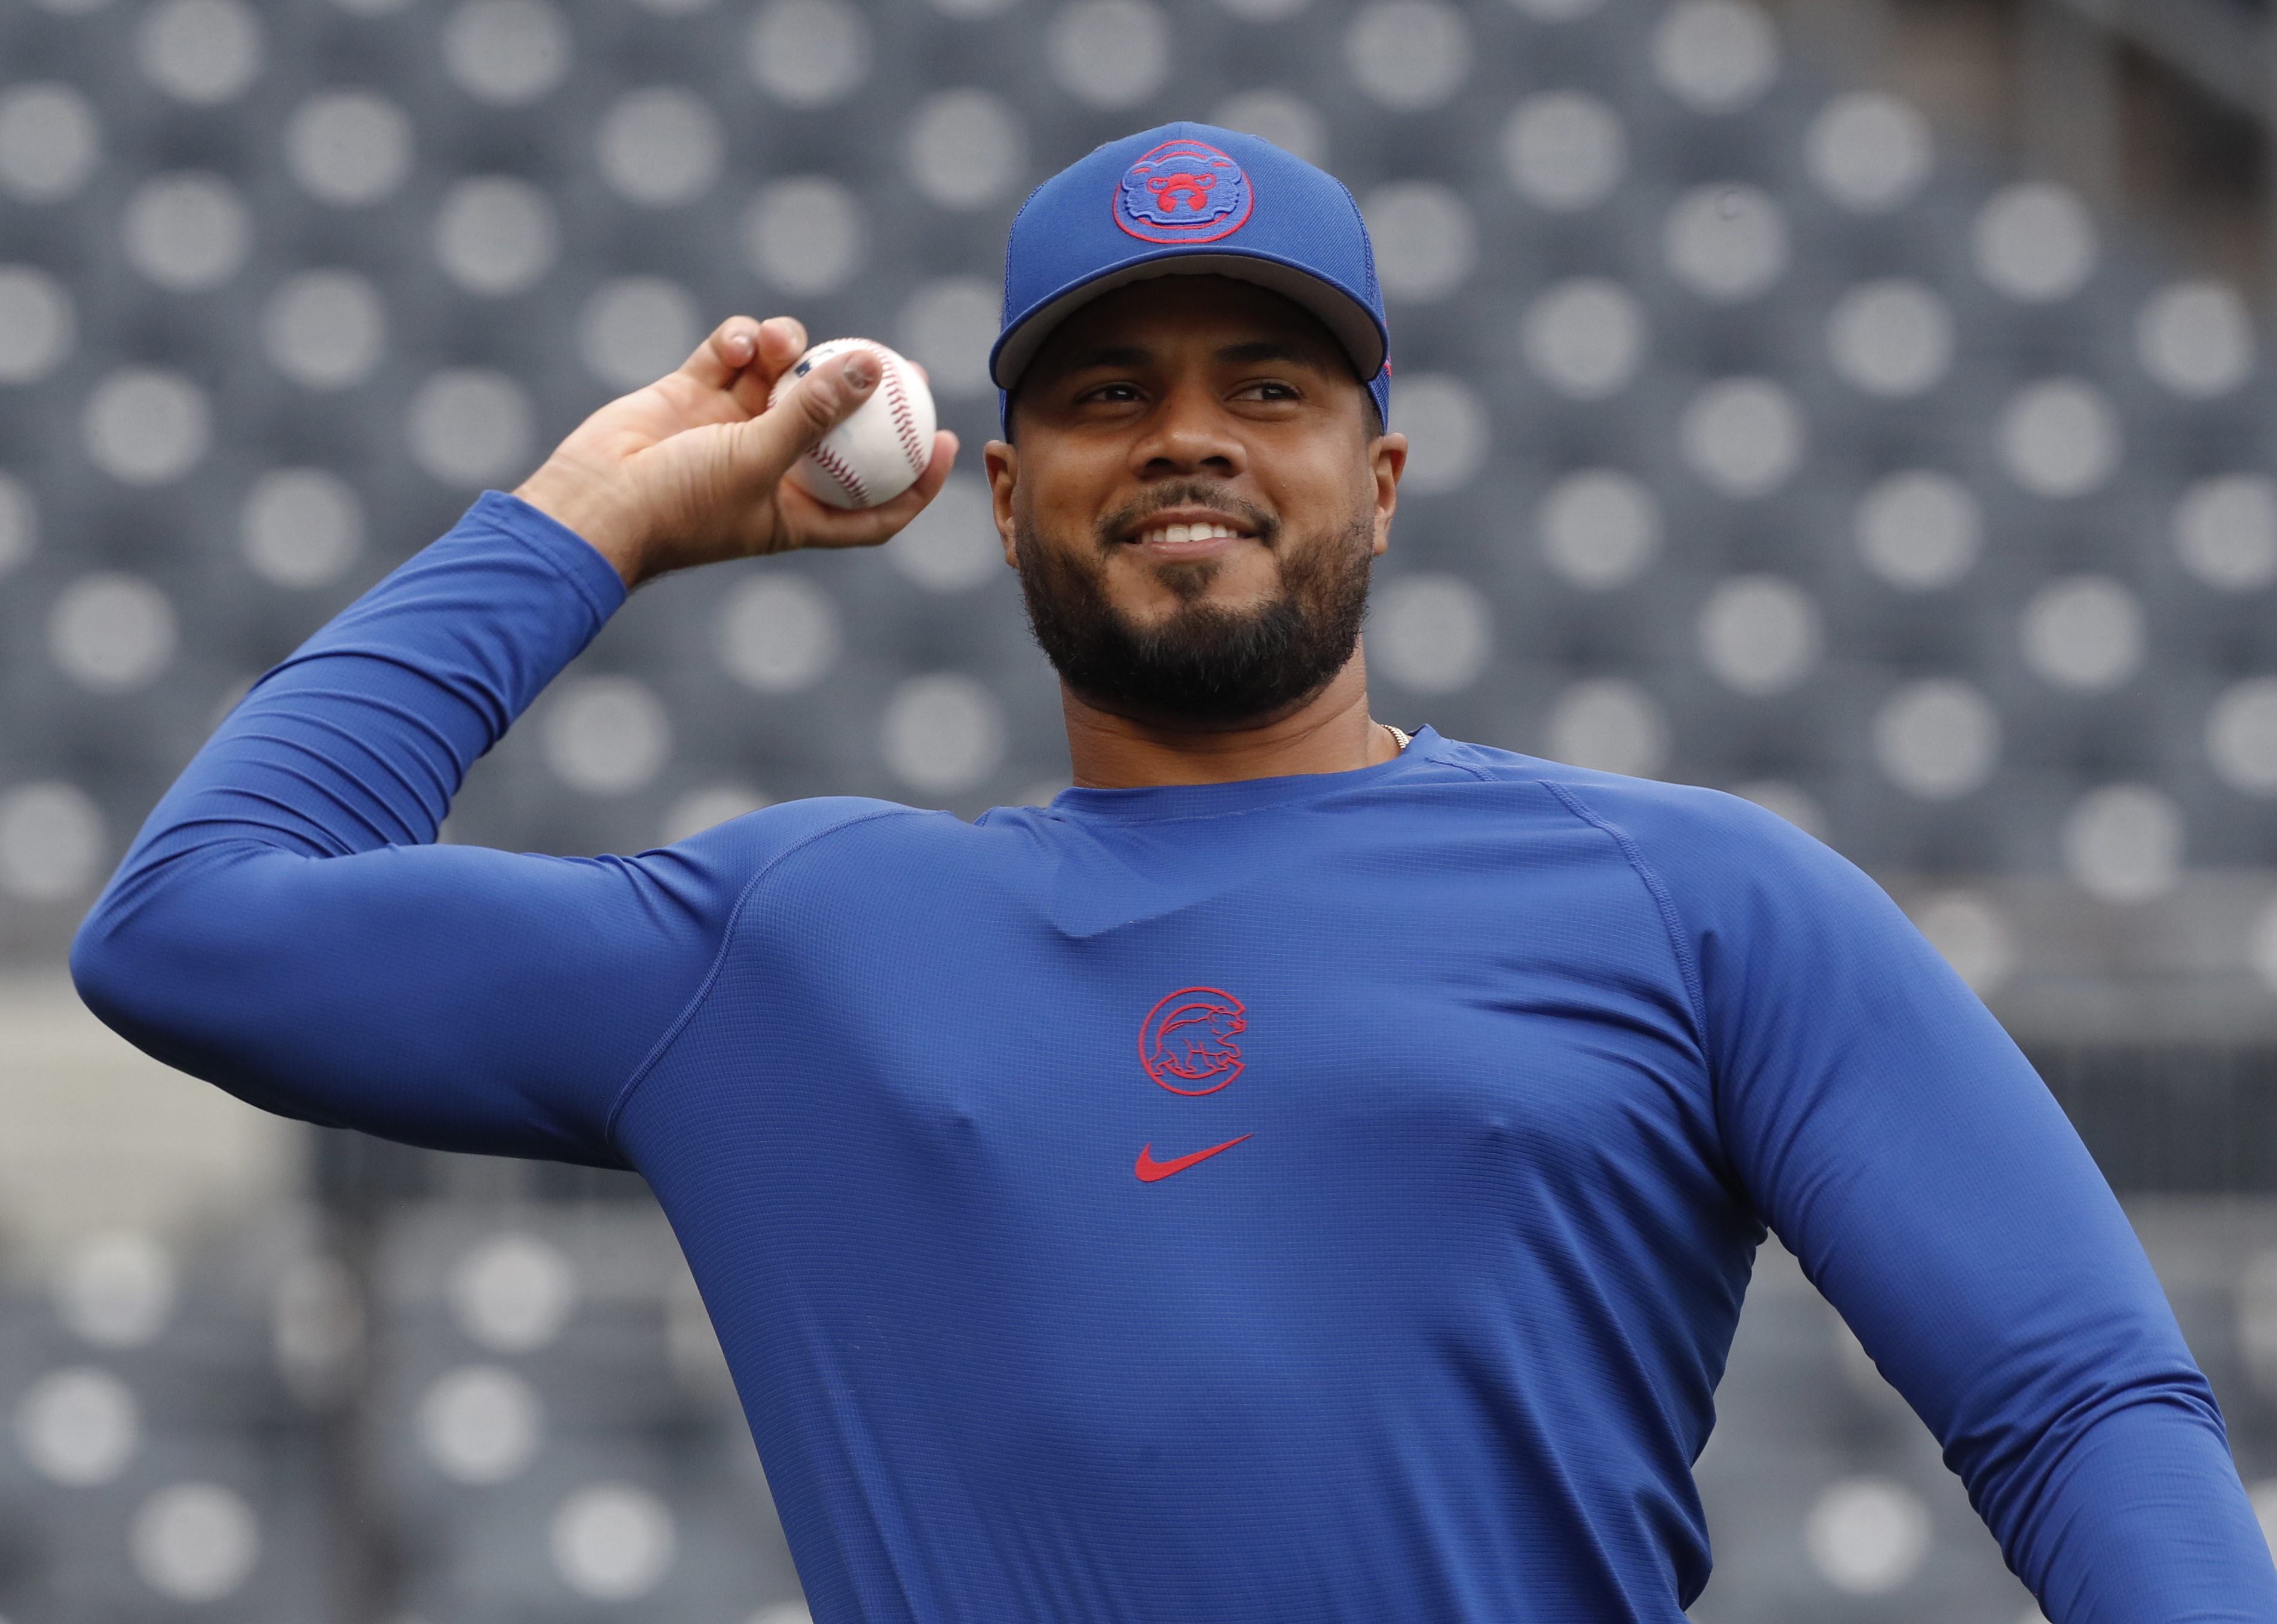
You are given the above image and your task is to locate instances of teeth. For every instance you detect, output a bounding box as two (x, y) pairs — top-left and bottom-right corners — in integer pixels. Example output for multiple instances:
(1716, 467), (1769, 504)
(1138, 521), (1242, 546)
(1166, 523), (1191, 544)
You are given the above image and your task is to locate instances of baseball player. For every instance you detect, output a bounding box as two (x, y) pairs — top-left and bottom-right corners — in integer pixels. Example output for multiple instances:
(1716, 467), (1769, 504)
(72, 125), (2277, 1619)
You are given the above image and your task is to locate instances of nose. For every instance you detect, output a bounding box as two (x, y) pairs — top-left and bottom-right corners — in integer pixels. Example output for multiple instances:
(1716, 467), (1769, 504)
(1131, 378), (1245, 483)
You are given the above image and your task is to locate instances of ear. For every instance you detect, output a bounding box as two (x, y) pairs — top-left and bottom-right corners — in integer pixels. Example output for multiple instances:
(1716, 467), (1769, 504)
(1369, 431), (1406, 558)
(986, 439), (1021, 568)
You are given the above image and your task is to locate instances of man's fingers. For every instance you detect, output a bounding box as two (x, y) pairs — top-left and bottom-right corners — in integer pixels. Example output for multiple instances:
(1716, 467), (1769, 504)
(714, 350), (882, 500)
(788, 431), (962, 550)
(675, 317), (761, 393)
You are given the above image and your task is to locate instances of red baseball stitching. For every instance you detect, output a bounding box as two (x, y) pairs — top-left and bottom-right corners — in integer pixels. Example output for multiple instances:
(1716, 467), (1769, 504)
(869, 344), (927, 475)
(807, 440), (870, 506)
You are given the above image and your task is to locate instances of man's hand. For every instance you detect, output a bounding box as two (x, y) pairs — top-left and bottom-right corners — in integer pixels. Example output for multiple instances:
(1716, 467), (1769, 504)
(513, 315), (960, 587)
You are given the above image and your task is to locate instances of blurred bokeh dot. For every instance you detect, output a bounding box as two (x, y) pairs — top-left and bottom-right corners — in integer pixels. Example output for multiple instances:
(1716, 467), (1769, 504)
(50, 573), (178, 694)
(264, 271), (387, 390)
(883, 675), (1007, 794)
(84, 368), (209, 484)
(406, 370), (534, 488)
(543, 677), (672, 796)
(2251, 910), (2277, 997)
(1544, 679), (1667, 777)
(1373, 575), (1492, 694)
(1652, 0), (1777, 114)
(661, 785), (771, 844)
(579, 276), (699, 391)
(1734, 780), (1828, 841)
(1664, 185), (1786, 303)
(1874, 679), (1999, 801)
(1217, 0), (1308, 19)
(2062, 785), (2183, 905)
(718, 574), (841, 693)
(1974, 183), (2096, 302)
(1538, 468), (1660, 590)
(552, 1484), (677, 1601)
(1697, 575), (1820, 695)
(929, 0), (1015, 17)
(1828, 278), (1953, 397)
(54, 1231), (176, 1349)
(1681, 378), (1802, 498)
(122, 173), (251, 291)
(1345, 0), (1469, 112)
(34, 0), (112, 14)
(0, 471), (35, 580)
(133, 1483), (259, 1602)
(2175, 475), (2277, 592)
(1908, 891), (2014, 995)
(1210, 90), (1325, 167)
(434, 176), (558, 295)
(2137, 278), (2254, 399)
(1394, 375), (1489, 495)
(1365, 183), (1475, 304)
(1804, 1476), (1930, 1594)
(0, 265), (74, 383)
(892, 473), (1000, 593)
(332, 0), (414, 12)
(1805, 91), (1930, 212)
(2018, 575), (2142, 693)
(1502, 91), (1625, 212)
(242, 468), (365, 589)
(1999, 379), (2119, 498)
(743, 177), (865, 296)
(0, 84), (100, 203)
(906, 91), (1026, 210)
(2207, 679), (2277, 796)
(1049, 0), (1168, 109)
(16, 1366), (139, 1485)
(597, 87), (723, 208)
(443, 0), (570, 106)
(449, 1233), (577, 1352)
(137, 0), (264, 105)
(635, 0), (714, 12)
(0, 783), (105, 903)
(1521, 278), (1645, 400)
(1510, 0), (1602, 16)
(897, 278), (1000, 400)
(417, 1365), (543, 1484)
(750, 0), (872, 108)
(286, 90), (414, 207)
(1856, 470), (1981, 592)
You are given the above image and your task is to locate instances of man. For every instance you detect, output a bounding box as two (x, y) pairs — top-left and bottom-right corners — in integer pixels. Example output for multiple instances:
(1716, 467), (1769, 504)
(71, 124), (2277, 1619)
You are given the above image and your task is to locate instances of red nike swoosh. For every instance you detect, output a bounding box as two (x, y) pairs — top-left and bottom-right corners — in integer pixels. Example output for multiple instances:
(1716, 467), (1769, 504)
(1134, 1135), (1253, 1183)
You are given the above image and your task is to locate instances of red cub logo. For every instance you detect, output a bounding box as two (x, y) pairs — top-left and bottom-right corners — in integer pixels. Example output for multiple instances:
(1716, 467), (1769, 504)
(1138, 988), (1246, 1095)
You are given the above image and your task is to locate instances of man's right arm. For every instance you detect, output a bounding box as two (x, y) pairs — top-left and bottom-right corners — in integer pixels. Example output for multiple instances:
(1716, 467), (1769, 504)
(71, 317), (956, 1167)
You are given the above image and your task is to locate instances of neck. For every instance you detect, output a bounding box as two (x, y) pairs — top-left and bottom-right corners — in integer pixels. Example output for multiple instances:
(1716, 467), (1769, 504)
(1059, 652), (1401, 789)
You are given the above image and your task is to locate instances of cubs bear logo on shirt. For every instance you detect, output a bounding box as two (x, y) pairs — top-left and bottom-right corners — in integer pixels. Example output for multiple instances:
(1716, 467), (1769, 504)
(1115, 140), (1254, 244)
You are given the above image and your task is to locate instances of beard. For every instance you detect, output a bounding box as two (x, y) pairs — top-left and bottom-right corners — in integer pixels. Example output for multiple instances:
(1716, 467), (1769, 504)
(1014, 480), (1376, 725)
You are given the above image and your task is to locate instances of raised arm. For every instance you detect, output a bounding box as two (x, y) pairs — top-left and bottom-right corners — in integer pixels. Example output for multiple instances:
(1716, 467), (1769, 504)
(71, 317), (955, 1166)
(1597, 787), (2277, 1620)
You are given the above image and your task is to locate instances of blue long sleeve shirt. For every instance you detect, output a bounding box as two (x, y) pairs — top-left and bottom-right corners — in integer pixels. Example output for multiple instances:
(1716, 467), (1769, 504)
(72, 492), (2277, 1620)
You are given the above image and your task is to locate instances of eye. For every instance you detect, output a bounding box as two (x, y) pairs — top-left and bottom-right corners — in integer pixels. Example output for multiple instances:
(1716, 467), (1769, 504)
(1078, 381), (1143, 405)
(1238, 379), (1302, 403)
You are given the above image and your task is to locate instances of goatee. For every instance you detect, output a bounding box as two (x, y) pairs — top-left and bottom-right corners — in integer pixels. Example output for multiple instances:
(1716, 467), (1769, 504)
(1015, 483), (1375, 725)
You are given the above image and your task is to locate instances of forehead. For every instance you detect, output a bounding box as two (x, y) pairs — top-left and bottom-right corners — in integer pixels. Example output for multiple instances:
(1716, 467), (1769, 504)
(1027, 274), (1351, 379)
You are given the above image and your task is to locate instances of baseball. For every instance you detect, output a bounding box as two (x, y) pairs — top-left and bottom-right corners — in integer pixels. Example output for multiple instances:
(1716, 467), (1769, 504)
(769, 338), (938, 510)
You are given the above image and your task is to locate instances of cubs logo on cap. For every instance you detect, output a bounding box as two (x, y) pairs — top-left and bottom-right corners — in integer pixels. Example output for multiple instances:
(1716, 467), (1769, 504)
(1116, 139), (1254, 244)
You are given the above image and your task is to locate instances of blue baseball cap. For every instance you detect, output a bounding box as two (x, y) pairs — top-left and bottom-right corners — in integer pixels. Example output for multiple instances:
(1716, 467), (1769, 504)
(990, 122), (1392, 430)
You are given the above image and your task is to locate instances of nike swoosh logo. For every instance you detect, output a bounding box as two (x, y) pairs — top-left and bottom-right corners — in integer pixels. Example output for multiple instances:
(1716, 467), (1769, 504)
(1134, 1135), (1253, 1183)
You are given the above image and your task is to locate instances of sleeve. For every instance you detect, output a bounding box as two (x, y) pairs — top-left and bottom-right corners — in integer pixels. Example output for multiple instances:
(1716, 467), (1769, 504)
(1579, 785), (2277, 1622)
(69, 492), (876, 1169)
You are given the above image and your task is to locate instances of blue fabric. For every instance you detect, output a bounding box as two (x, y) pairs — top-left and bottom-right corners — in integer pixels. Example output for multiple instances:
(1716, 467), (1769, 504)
(74, 495), (2277, 1622)
(991, 121), (1394, 431)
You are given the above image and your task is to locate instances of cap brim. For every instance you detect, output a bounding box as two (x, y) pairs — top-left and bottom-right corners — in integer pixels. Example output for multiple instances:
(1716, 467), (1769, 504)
(990, 249), (1389, 394)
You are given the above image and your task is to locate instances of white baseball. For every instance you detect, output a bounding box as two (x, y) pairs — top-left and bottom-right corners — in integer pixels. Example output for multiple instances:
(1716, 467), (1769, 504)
(768, 338), (937, 510)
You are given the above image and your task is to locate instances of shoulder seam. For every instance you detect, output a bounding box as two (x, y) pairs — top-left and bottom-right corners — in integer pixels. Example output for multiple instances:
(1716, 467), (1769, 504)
(1538, 780), (1711, 1044)
(602, 805), (925, 1148)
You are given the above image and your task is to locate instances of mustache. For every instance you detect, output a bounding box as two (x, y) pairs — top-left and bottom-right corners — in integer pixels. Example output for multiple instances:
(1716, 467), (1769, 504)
(1094, 483), (1280, 554)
